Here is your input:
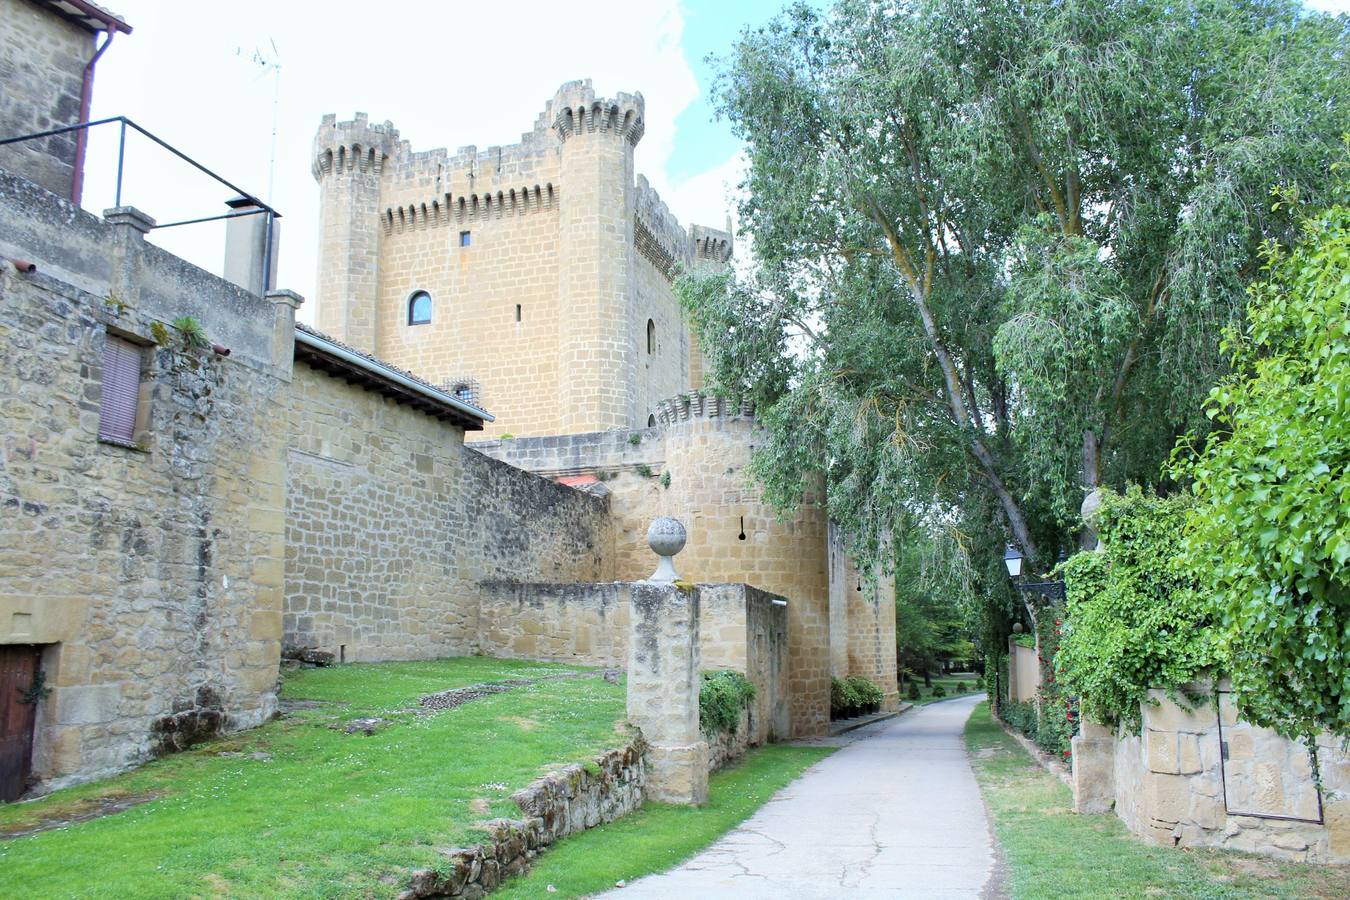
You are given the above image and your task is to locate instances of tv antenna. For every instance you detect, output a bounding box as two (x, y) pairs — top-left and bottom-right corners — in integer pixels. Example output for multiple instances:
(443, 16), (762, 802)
(234, 40), (282, 203)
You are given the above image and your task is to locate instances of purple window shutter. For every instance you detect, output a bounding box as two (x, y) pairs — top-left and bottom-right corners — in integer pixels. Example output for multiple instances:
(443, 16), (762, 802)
(98, 336), (141, 444)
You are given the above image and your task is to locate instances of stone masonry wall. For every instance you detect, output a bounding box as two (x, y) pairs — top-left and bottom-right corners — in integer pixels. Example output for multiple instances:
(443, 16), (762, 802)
(471, 406), (833, 737)
(1075, 685), (1350, 863)
(0, 0), (93, 198)
(474, 580), (788, 747)
(0, 172), (293, 790)
(402, 733), (647, 899)
(284, 369), (612, 661)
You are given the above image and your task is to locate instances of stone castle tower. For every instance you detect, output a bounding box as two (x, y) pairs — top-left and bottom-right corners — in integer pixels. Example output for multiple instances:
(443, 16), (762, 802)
(312, 80), (733, 438)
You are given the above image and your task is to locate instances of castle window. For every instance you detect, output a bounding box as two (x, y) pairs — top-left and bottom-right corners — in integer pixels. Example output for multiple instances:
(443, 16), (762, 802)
(647, 414), (656, 427)
(408, 290), (432, 325)
(459, 231), (471, 247)
(515, 304), (522, 323)
(98, 334), (145, 447)
(646, 319), (656, 354)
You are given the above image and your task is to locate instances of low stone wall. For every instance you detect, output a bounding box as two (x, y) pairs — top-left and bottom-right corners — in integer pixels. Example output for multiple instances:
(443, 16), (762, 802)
(706, 708), (752, 772)
(476, 581), (789, 741)
(401, 734), (647, 899)
(1073, 684), (1350, 862)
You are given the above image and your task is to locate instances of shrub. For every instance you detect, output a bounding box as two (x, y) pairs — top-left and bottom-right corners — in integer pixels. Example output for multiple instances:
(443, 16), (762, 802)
(699, 671), (756, 736)
(930, 683), (947, 698)
(955, 681), (968, 694)
(975, 675), (985, 690)
(999, 698), (1038, 741)
(844, 676), (883, 708)
(830, 676), (858, 718)
(907, 681), (921, 701)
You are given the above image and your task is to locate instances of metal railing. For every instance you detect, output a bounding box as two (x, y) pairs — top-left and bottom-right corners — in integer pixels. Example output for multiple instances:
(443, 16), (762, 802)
(0, 116), (281, 287)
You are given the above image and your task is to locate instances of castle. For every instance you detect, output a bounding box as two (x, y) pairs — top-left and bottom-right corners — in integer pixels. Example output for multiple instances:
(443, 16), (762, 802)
(0, 0), (896, 800)
(311, 80), (732, 439)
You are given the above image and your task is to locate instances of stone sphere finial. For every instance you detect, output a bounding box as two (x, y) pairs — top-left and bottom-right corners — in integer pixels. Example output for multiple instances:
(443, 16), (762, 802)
(647, 516), (687, 582)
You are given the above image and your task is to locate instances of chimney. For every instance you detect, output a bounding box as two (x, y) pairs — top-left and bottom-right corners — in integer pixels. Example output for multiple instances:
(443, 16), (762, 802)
(223, 196), (279, 296)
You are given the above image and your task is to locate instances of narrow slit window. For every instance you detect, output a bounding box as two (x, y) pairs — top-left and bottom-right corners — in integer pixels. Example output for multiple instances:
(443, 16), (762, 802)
(459, 231), (471, 247)
(646, 318), (656, 354)
(98, 335), (142, 445)
(408, 290), (432, 325)
(515, 304), (522, 322)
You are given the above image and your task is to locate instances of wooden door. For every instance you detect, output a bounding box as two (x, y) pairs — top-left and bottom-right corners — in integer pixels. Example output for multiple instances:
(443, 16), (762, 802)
(0, 645), (41, 802)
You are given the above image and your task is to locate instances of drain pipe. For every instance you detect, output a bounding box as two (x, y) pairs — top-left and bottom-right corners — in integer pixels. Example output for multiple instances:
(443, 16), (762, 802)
(70, 3), (134, 206)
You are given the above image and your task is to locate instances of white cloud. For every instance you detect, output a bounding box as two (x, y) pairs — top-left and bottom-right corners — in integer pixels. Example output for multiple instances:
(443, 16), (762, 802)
(82, 0), (735, 314)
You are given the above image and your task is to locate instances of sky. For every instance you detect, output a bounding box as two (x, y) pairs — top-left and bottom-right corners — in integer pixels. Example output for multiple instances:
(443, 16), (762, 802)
(79, 0), (1350, 318)
(79, 0), (788, 318)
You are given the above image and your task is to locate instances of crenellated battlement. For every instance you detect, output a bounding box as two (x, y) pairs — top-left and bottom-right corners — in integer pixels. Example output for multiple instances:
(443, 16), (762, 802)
(381, 182), (558, 234)
(653, 392), (755, 426)
(548, 78), (645, 146)
(312, 113), (400, 181)
(691, 224), (733, 264)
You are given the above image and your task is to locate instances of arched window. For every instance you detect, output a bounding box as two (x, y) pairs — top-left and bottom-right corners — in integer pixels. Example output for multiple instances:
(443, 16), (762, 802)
(408, 290), (432, 325)
(647, 414), (656, 427)
(646, 318), (656, 354)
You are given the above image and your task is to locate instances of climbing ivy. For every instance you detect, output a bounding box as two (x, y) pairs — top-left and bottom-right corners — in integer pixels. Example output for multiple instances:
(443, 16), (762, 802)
(1172, 187), (1350, 745)
(1057, 488), (1218, 731)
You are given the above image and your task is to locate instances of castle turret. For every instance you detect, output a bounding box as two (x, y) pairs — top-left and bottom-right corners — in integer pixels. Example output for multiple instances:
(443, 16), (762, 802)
(550, 80), (645, 433)
(312, 113), (398, 349)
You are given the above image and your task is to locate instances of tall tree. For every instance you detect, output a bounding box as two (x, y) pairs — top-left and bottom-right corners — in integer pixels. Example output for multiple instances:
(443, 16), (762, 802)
(680, 0), (1350, 623)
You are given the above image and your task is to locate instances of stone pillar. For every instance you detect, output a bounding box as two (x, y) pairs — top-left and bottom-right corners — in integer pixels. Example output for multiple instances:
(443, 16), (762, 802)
(264, 289), (303, 379)
(626, 517), (708, 805)
(627, 581), (708, 805)
(1072, 719), (1117, 813)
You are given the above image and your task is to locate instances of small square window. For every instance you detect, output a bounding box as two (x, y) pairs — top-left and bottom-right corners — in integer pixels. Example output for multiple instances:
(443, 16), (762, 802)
(98, 335), (144, 446)
(459, 231), (471, 247)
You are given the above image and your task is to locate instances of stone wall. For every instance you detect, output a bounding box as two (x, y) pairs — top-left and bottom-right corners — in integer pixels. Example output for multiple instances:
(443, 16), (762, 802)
(0, 0), (94, 198)
(1072, 684), (1350, 863)
(1007, 638), (1039, 703)
(0, 172), (294, 790)
(826, 523), (899, 710)
(402, 734), (647, 899)
(474, 580), (789, 747)
(472, 406), (833, 737)
(284, 368), (612, 661)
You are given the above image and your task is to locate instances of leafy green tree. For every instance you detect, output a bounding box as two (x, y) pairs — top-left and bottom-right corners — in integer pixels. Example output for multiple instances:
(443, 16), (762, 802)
(679, 0), (1350, 634)
(894, 529), (978, 684)
(1173, 185), (1350, 743)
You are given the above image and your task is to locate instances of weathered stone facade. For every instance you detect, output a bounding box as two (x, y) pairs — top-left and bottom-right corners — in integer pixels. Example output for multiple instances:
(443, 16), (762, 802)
(1072, 684), (1350, 863)
(312, 81), (732, 439)
(283, 361), (610, 661)
(0, 171), (294, 789)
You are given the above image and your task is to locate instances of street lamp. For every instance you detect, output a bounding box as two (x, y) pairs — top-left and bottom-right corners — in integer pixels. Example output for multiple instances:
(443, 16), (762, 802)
(1002, 545), (1065, 602)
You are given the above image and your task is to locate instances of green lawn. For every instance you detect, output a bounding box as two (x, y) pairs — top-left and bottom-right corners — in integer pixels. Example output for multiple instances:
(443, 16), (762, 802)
(0, 657), (626, 899)
(495, 743), (833, 898)
(904, 673), (983, 705)
(966, 701), (1350, 899)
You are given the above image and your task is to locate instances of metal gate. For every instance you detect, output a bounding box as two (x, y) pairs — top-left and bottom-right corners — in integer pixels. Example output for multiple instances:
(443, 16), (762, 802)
(0, 645), (42, 802)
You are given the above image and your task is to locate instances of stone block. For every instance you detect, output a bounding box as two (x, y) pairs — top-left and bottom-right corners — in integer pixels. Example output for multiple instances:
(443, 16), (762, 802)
(1146, 729), (1180, 774)
(53, 683), (122, 725)
(1326, 799), (1350, 862)
(645, 741), (709, 805)
(1145, 772), (1188, 824)
(1071, 733), (1116, 814)
(1178, 733), (1204, 775)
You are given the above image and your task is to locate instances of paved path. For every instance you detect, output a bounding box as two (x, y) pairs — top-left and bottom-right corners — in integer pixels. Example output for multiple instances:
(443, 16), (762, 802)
(605, 694), (1001, 899)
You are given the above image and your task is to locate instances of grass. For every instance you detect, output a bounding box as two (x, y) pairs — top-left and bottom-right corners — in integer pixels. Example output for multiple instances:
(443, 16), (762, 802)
(494, 743), (834, 898)
(0, 657), (627, 899)
(905, 673), (983, 706)
(965, 701), (1350, 899)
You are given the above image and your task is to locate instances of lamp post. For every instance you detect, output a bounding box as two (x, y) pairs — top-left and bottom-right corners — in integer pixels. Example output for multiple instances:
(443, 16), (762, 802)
(1002, 546), (1066, 603)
